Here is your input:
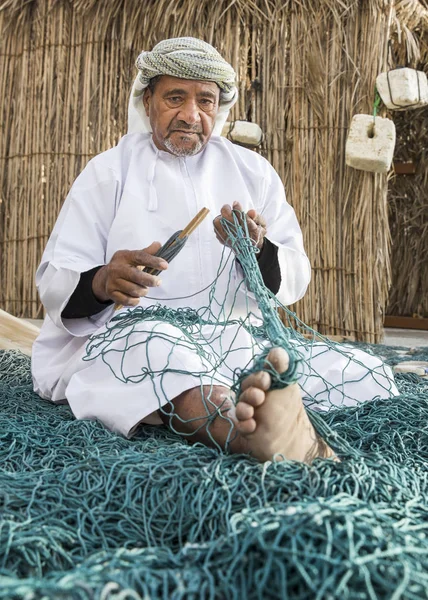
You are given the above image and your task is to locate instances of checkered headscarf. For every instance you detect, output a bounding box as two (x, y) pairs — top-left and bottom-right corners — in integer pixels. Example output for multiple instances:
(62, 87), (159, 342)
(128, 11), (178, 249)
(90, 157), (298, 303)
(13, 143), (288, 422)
(128, 37), (238, 136)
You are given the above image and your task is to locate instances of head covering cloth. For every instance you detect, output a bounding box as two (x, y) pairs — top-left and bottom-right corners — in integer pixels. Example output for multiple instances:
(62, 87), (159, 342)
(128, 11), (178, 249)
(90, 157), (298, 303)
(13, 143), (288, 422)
(127, 37), (238, 136)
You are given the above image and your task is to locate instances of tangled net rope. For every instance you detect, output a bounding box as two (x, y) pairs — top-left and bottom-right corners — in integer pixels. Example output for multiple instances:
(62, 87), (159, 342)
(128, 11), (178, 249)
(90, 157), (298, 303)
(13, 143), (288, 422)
(1, 348), (428, 598)
(83, 211), (397, 451)
(1, 211), (427, 598)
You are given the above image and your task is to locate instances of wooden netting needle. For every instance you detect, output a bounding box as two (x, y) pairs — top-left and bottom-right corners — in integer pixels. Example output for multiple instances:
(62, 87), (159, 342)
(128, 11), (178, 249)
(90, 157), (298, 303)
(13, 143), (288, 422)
(115, 207), (210, 310)
(178, 207), (210, 239)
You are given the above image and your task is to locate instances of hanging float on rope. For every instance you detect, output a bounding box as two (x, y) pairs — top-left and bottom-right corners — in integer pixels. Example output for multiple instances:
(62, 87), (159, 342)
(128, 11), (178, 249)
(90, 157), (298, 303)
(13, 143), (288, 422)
(345, 89), (396, 174)
(376, 68), (428, 110)
(221, 120), (263, 147)
(345, 114), (396, 174)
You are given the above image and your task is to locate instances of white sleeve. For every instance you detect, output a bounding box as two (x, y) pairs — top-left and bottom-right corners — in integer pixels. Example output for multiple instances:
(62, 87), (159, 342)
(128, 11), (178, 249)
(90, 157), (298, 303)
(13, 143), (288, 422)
(36, 160), (120, 336)
(235, 160), (311, 306)
(259, 164), (311, 305)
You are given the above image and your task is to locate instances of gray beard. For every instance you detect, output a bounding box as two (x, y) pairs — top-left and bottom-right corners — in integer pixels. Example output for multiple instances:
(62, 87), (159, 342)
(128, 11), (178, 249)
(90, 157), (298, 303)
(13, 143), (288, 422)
(164, 136), (203, 157)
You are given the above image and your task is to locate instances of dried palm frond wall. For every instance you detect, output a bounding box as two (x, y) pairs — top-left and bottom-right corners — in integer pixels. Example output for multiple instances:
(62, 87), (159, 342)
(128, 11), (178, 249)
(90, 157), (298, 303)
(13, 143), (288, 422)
(0, 0), (408, 342)
(387, 0), (428, 317)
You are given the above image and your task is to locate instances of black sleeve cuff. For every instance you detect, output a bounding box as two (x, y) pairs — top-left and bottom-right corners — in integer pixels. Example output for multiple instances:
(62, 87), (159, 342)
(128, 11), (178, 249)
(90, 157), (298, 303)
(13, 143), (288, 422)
(236, 237), (282, 295)
(256, 238), (281, 295)
(61, 266), (114, 319)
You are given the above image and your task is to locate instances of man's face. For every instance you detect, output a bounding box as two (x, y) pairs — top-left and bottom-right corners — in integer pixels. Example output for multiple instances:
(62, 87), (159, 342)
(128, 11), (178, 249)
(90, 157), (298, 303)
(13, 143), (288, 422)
(143, 75), (220, 156)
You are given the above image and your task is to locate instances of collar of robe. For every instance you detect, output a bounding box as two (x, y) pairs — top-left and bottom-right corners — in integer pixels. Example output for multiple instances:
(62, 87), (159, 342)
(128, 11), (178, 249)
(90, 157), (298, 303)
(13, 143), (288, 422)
(146, 137), (203, 212)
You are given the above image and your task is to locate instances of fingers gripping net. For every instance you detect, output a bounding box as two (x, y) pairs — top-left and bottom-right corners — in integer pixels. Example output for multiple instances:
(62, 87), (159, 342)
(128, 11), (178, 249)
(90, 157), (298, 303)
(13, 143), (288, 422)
(84, 210), (397, 454)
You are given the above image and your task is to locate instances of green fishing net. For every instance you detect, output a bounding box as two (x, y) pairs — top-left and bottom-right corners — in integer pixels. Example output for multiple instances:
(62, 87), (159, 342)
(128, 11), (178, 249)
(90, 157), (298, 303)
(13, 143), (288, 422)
(1, 212), (427, 598)
(81, 212), (398, 450)
(1, 346), (428, 598)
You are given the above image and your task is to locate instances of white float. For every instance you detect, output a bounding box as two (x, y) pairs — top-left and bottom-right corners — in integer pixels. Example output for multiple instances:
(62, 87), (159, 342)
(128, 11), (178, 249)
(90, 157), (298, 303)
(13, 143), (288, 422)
(345, 114), (396, 174)
(376, 68), (428, 110)
(393, 361), (428, 378)
(221, 121), (263, 147)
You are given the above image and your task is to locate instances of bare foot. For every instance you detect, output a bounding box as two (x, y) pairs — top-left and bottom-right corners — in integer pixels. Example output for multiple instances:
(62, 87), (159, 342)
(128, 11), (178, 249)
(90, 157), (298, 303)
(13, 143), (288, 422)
(234, 348), (336, 463)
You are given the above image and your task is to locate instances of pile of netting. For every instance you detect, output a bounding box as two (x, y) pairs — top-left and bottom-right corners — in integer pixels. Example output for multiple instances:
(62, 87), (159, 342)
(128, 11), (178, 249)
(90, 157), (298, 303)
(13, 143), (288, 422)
(1, 346), (428, 598)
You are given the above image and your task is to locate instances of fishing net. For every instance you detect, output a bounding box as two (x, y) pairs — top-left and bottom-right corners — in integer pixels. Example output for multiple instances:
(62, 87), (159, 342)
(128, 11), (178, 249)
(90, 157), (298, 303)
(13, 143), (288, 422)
(1, 212), (427, 598)
(80, 211), (398, 450)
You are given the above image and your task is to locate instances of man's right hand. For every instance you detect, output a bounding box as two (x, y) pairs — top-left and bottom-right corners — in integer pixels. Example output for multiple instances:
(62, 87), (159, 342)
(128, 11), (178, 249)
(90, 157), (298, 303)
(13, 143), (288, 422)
(92, 242), (168, 306)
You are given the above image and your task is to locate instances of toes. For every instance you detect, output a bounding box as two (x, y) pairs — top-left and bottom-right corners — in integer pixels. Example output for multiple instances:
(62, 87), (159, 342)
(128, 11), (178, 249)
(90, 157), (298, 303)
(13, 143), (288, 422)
(239, 387), (265, 407)
(241, 371), (271, 392)
(235, 417), (256, 435)
(240, 349), (290, 397)
(235, 401), (254, 421)
(265, 347), (289, 374)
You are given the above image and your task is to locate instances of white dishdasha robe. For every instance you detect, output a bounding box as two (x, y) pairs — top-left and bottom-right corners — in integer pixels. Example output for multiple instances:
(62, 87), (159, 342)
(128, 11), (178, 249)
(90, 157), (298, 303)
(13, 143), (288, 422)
(32, 133), (398, 436)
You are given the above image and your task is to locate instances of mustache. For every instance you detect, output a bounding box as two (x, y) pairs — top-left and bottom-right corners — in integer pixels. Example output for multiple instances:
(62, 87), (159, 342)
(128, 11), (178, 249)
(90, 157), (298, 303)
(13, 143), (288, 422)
(167, 121), (203, 135)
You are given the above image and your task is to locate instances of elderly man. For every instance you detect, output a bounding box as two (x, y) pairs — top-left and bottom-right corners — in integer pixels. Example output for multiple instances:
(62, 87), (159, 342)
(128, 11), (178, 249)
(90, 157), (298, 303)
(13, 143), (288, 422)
(32, 38), (397, 463)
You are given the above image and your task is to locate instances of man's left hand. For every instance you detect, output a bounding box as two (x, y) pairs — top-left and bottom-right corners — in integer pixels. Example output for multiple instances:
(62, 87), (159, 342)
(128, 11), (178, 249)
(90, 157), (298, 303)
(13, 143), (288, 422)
(213, 201), (267, 250)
